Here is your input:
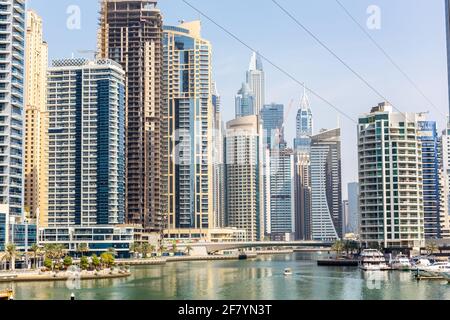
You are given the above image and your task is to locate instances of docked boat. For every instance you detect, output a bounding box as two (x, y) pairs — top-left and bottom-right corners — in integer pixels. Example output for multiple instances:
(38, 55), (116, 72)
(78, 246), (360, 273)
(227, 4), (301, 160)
(284, 268), (293, 276)
(390, 254), (412, 271)
(415, 262), (450, 279)
(0, 289), (13, 301)
(410, 257), (433, 271)
(359, 249), (390, 271)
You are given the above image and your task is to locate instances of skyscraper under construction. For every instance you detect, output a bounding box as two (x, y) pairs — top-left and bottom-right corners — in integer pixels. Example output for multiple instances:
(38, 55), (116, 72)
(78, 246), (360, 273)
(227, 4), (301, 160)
(98, 0), (163, 231)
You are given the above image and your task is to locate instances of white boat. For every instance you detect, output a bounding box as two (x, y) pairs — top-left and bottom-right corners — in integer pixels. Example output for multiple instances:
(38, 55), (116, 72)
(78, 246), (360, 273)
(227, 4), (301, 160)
(284, 268), (292, 276)
(359, 249), (390, 271)
(410, 257), (432, 271)
(390, 254), (412, 271)
(416, 262), (450, 279)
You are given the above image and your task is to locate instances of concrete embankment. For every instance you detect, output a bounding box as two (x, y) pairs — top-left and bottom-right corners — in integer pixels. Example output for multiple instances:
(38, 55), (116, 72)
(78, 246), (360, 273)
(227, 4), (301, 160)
(117, 253), (258, 266)
(0, 270), (131, 283)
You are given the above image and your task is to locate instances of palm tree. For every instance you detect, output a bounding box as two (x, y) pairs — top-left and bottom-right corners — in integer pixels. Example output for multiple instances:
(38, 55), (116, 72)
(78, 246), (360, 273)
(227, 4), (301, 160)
(5, 244), (17, 271)
(184, 245), (193, 256)
(107, 247), (117, 258)
(77, 243), (89, 258)
(149, 245), (156, 257)
(29, 244), (41, 269)
(141, 243), (151, 258)
(426, 241), (439, 256)
(331, 240), (344, 259)
(130, 242), (141, 258)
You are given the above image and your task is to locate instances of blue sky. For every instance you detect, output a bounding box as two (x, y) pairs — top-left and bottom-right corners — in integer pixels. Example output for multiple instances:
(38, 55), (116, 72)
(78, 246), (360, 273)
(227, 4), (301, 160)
(27, 0), (449, 198)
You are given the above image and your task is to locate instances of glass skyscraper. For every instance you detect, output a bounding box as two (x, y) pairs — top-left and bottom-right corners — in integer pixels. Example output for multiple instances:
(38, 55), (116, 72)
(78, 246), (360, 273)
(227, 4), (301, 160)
(260, 103), (284, 149)
(418, 121), (442, 239)
(246, 52), (265, 115)
(235, 82), (255, 118)
(0, 0), (26, 251)
(310, 128), (342, 241)
(294, 88), (313, 153)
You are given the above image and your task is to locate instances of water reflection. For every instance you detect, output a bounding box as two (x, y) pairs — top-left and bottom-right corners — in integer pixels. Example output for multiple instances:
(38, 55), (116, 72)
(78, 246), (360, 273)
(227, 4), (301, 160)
(1, 253), (449, 300)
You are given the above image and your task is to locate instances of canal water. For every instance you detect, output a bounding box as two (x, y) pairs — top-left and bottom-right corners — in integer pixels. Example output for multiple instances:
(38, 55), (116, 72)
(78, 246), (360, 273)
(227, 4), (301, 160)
(1, 253), (449, 300)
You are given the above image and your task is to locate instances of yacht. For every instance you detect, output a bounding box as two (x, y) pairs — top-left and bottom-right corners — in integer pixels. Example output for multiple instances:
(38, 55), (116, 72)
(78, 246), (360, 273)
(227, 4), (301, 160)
(390, 254), (412, 271)
(416, 262), (450, 279)
(410, 257), (433, 271)
(359, 249), (390, 271)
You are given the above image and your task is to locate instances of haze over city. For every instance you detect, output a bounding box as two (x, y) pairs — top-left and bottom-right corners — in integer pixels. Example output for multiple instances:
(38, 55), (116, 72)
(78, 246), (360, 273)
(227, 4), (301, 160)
(26, 0), (449, 198)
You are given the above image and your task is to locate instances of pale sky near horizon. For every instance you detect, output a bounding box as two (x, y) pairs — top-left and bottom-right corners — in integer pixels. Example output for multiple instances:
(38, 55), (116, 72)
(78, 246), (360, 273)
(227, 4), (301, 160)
(26, 0), (450, 199)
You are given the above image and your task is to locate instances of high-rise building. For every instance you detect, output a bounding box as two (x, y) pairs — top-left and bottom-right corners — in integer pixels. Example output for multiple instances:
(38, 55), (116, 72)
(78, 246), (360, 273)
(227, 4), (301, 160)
(46, 58), (125, 226)
(417, 121), (442, 239)
(98, 0), (163, 232)
(260, 103), (284, 149)
(225, 115), (265, 241)
(346, 182), (360, 234)
(294, 89), (313, 240)
(310, 128), (342, 241)
(246, 52), (265, 115)
(212, 82), (225, 228)
(40, 58), (132, 257)
(358, 102), (424, 248)
(0, 0), (28, 251)
(294, 153), (311, 240)
(342, 200), (349, 234)
(162, 21), (214, 239)
(294, 87), (313, 153)
(235, 82), (255, 118)
(24, 10), (48, 227)
(266, 144), (295, 241)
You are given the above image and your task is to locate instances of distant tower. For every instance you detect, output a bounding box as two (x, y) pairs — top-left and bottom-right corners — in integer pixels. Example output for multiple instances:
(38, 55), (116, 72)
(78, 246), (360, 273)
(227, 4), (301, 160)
(246, 52), (265, 115)
(294, 85), (313, 152)
(235, 82), (255, 118)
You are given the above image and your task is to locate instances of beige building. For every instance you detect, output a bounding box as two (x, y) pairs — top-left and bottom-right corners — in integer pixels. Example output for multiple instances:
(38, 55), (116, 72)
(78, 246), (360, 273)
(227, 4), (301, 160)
(225, 115), (265, 241)
(162, 21), (215, 239)
(24, 10), (48, 227)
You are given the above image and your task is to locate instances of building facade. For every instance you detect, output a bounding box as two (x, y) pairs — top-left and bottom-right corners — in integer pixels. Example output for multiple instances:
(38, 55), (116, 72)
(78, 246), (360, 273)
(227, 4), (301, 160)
(212, 82), (225, 228)
(346, 182), (360, 234)
(310, 128), (342, 241)
(46, 58), (125, 227)
(294, 89), (313, 240)
(266, 145), (295, 240)
(225, 115), (265, 241)
(246, 52), (265, 115)
(417, 121), (442, 239)
(24, 10), (48, 227)
(98, 0), (163, 232)
(439, 123), (450, 238)
(260, 103), (284, 150)
(235, 82), (255, 118)
(0, 0), (28, 250)
(358, 103), (425, 248)
(162, 22), (214, 239)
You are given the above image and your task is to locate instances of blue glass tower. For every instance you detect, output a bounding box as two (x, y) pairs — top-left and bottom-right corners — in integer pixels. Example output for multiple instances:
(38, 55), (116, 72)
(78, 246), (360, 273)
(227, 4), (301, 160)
(235, 82), (255, 118)
(418, 121), (441, 238)
(260, 103), (284, 149)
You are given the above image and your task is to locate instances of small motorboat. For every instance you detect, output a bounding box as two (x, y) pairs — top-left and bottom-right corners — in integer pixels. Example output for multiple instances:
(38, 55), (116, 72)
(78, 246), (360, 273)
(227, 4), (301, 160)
(390, 254), (412, 271)
(0, 289), (13, 301)
(284, 268), (293, 276)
